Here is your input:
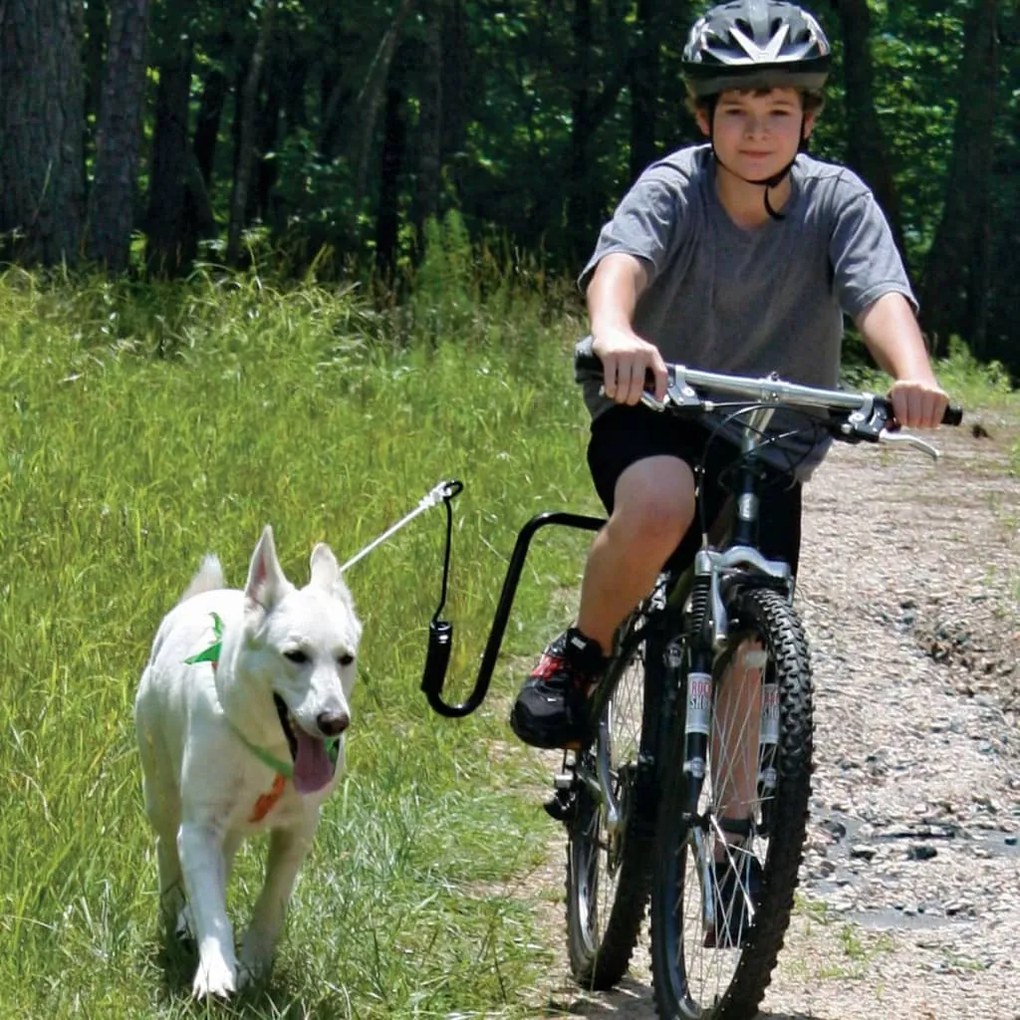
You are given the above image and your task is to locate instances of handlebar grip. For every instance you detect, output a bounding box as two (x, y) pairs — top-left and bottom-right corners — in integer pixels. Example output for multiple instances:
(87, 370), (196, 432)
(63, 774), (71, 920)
(575, 350), (661, 392)
(942, 405), (963, 427)
(574, 351), (603, 376)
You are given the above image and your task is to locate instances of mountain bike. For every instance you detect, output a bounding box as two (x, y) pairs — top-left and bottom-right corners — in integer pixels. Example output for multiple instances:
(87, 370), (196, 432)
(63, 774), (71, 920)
(418, 356), (961, 1019)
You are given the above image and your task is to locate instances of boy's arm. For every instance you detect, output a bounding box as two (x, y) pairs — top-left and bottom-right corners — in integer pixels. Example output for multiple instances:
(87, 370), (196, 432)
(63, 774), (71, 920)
(587, 253), (668, 405)
(855, 292), (949, 429)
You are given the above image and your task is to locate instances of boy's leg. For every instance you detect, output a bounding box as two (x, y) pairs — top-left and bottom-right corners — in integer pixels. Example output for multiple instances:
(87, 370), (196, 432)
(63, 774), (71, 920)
(576, 455), (696, 652)
(712, 642), (766, 847)
(509, 454), (695, 749)
(711, 476), (802, 839)
(510, 406), (709, 750)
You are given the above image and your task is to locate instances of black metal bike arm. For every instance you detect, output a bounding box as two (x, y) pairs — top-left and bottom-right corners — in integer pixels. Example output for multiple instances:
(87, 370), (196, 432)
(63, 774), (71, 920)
(420, 510), (605, 718)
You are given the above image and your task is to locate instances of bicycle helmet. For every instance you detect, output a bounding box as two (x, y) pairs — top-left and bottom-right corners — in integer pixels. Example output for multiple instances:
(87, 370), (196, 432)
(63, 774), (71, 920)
(683, 0), (831, 97)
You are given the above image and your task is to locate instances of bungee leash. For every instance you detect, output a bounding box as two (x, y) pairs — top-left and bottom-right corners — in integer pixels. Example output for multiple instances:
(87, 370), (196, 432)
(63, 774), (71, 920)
(338, 478), (463, 574)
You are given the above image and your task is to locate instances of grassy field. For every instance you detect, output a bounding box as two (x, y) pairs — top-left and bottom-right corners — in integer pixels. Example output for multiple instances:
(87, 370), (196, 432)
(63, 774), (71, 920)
(1, 263), (1015, 1019)
(0, 264), (604, 1019)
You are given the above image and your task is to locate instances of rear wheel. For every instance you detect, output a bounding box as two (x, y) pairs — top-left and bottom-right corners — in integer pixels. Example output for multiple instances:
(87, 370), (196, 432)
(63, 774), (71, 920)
(565, 617), (662, 989)
(650, 587), (813, 1019)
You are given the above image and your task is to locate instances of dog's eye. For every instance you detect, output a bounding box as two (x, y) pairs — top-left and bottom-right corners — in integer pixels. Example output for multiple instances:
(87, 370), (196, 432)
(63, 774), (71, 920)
(338, 653), (354, 667)
(284, 649), (309, 665)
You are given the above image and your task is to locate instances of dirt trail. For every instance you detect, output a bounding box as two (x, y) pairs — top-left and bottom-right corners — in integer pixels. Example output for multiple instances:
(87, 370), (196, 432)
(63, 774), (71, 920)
(523, 409), (1020, 1020)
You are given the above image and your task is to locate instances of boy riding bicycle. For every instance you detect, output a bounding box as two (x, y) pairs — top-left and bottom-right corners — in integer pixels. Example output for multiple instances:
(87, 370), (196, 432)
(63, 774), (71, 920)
(509, 0), (949, 922)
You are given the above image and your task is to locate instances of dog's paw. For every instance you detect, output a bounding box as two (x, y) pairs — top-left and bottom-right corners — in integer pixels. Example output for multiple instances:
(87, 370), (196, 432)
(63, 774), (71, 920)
(192, 958), (237, 1000)
(238, 932), (275, 986)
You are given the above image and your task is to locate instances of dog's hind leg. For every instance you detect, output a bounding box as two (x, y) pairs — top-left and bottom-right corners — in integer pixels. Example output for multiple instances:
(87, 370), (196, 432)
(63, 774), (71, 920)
(137, 746), (187, 935)
(239, 819), (316, 984)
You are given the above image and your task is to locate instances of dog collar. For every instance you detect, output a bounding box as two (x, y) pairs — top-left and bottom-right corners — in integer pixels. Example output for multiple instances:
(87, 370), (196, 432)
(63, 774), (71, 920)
(227, 720), (295, 778)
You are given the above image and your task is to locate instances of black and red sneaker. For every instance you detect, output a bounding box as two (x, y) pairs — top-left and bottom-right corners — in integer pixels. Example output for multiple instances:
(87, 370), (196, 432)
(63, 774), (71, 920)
(509, 628), (605, 749)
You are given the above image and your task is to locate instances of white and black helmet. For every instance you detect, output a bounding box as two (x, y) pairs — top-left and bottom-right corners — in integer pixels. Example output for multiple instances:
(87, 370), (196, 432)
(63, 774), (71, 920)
(683, 0), (831, 97)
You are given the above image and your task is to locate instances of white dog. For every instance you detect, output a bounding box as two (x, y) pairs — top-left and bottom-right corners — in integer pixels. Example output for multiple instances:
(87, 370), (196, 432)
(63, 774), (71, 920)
(135, 525), (361, 999)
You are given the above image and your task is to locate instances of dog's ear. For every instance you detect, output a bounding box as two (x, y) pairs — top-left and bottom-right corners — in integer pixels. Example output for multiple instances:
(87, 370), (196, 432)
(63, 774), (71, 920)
(310, 543), (359, 614)
(309, 543), (340, 590)
(244, 525), (289, 611)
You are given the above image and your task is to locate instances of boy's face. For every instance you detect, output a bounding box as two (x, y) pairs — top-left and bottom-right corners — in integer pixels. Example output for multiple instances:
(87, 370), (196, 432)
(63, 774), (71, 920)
(696, 88), (815, 183)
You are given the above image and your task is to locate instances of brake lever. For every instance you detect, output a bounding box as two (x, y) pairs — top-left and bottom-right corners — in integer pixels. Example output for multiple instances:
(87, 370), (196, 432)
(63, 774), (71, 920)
(878, 430), (941, 462)
(840, 399), (941, 462)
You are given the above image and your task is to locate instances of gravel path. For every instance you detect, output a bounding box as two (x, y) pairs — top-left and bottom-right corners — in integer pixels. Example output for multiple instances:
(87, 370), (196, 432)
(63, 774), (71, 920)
(528, 408), (1020, 1020)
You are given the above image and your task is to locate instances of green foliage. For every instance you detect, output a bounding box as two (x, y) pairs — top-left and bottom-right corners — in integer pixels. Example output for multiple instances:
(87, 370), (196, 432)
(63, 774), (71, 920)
(409, 210), (477, 339)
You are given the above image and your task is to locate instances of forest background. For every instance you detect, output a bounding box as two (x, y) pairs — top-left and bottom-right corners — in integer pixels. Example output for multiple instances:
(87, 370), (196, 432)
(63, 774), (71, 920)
(0, 0), (1017, 374)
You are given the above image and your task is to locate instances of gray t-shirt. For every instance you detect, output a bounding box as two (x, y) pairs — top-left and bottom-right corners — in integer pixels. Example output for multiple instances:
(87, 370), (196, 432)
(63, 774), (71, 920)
(577, 145), (916, 477)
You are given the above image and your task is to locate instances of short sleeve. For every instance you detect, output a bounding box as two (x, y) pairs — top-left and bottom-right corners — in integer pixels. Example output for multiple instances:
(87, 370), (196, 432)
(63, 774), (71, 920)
(578, 167), (690, 293)
(829, 191), (917, 318)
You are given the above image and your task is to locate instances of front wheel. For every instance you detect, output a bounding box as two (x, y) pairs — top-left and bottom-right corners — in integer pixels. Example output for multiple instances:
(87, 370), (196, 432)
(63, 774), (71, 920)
(650, 587), (813, 1019)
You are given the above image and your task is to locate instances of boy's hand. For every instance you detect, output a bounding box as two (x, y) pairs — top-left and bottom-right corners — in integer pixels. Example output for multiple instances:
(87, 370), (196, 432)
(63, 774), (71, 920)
(888, 379), (950, 430)
(592, 329), (668, 405)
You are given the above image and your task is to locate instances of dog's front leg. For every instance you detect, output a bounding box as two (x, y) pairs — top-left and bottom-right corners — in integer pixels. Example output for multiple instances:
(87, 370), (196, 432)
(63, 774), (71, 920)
(239, 819), (316, 984)
(178, 821), (238, 999)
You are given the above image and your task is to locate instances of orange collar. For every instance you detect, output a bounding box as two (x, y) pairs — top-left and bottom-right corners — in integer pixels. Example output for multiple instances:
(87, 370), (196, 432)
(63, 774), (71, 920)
(249, 774), (287, 822)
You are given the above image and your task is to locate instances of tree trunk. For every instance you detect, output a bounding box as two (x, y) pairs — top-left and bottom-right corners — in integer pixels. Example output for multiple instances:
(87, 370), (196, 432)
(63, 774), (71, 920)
(375, 79), (407, 280)
(414, 2), (443, 236)
(144, 35), (194, 276)
(565, 0), (594, 262)
(829, 0), (906, 262)
(351, 0), (416, 219)
(82, 0), (106, 137)
(87, 0), (150, 270)
(440, 0), (467, 164)
(226, 0), (277, 266)
(918, 0), (1000, 355)
(629, 0), (663, 182)
(0, 0), (85, 266)
(193, 64), (229, 186)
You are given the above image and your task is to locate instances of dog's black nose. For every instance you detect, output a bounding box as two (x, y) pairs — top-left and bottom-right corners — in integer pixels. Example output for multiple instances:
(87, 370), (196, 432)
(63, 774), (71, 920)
(317, 711), (349, 737)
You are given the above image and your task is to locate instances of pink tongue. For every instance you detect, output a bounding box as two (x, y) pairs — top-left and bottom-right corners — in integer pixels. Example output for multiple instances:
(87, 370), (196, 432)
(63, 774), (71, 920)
(292, 731), (335, 794)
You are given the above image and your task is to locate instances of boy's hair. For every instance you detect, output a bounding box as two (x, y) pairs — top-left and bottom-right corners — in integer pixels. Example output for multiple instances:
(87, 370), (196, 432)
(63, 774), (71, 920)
(685, 87), (826, 119)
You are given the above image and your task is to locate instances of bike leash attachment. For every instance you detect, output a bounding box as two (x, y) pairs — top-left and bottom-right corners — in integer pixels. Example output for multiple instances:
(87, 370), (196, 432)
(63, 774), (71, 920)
(338, 478), (463, 574)
(420, 478), (462, 702)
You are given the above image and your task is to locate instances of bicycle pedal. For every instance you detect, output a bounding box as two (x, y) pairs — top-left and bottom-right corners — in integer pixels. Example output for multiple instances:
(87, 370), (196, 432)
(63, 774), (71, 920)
(552, 771), (574, 790)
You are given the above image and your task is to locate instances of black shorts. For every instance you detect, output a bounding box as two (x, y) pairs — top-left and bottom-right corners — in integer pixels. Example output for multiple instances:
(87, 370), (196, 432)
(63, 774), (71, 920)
(586, 403), (802, 575)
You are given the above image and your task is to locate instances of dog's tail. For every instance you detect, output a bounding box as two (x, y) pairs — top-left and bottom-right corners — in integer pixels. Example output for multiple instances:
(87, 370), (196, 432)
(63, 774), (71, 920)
(180, 554), (227, 603)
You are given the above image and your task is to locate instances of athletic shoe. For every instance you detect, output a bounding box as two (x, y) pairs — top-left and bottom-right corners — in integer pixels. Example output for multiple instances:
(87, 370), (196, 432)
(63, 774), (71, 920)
(509, 628), (604, 749)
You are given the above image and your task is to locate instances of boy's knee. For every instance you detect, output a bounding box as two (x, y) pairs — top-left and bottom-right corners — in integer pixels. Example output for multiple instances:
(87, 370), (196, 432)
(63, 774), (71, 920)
(610, 473), (695, 552)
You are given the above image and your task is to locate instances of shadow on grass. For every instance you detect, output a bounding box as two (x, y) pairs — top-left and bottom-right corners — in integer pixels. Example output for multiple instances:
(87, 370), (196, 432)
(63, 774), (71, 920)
(147, 931), (358, 1019)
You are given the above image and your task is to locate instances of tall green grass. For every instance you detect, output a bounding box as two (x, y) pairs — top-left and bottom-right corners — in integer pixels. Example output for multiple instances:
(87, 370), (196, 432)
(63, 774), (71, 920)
(0, 262), (598, 1018)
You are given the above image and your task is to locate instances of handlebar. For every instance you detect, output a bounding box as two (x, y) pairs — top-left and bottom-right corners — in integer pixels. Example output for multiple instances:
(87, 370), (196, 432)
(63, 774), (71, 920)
(575, 352), (963, 460)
